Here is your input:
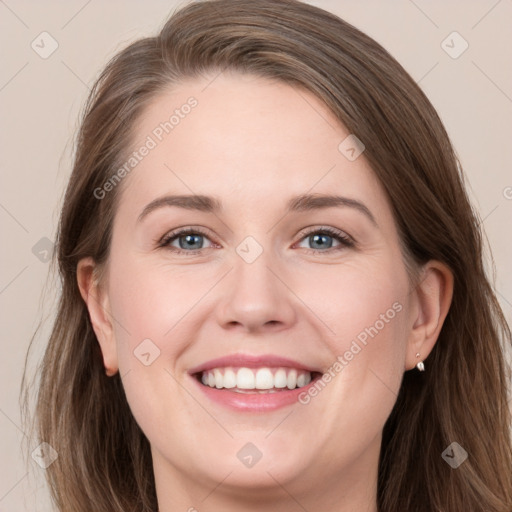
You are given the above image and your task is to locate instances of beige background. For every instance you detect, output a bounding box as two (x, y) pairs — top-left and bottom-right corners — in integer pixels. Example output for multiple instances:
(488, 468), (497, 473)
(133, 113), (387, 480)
(1, 1), (511, 510)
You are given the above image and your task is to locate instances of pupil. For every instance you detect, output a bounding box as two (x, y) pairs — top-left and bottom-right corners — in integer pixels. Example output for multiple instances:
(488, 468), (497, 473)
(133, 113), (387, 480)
(180, 234), (202, 250)
(311, 234), (332, 249)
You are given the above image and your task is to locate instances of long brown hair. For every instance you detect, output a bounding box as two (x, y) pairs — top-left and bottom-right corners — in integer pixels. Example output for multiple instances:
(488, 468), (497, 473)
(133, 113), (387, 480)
(21, 1), (512, 510)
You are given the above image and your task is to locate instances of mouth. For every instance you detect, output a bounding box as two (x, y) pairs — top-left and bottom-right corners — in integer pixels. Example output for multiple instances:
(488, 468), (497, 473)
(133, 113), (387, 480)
(190, 366), (323, 412)
(188, 353), (324, 412)
(194, 366), (322, 393)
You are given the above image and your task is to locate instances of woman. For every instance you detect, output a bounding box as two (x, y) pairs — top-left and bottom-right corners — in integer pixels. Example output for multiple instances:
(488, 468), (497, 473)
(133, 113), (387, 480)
(22, 0), (512, 510)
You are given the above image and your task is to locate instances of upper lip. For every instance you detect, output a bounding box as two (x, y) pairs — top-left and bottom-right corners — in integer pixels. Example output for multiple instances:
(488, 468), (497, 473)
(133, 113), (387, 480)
(188, 353), (323, 375)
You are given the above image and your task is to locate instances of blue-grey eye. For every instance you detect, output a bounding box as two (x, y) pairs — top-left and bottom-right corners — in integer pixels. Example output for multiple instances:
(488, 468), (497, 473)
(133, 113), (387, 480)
(160, 229), (214, 252)
(308, 233), (334, 250)
(176, 233), (205, 250)
(296, 228), (352, 251)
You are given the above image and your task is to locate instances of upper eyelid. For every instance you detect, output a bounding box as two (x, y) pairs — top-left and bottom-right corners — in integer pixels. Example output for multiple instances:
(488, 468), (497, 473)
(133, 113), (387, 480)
(296, 225), (353, 241)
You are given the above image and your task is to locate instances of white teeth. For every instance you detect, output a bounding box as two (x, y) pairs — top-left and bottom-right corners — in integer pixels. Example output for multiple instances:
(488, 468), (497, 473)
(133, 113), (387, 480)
(214, 369), (223, 389)
(223, 368), (236, 389)
(287, 369), (297, 390)
(255, 368), (274, 389)
(199, 366), (313, 391)
(237, 368), (255, 389)
(274, 368), (288, 388)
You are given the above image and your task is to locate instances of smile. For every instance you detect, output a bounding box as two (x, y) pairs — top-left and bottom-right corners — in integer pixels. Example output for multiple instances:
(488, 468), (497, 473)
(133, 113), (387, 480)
(198, 367), (315, 392)
(188, 353), (324, 411)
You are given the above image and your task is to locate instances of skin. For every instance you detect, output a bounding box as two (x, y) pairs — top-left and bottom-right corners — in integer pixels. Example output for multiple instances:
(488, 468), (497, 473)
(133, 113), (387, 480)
(78, 72), (453, 512)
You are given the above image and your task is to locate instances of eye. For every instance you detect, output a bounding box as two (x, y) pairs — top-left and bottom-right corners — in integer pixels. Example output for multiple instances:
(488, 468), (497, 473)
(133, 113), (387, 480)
(295, 226), (355, 253)
(158, 227), (215, 255)
(157, 225), (355, 256)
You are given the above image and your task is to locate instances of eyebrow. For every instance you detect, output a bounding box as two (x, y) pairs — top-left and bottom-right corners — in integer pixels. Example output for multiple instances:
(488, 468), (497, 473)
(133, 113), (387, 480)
(137, 193), (377, 227)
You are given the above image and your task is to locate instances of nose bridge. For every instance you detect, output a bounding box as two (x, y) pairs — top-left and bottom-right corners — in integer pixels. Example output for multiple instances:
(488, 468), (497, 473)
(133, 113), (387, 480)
(215, 235), (296, 331)
(234, 242), (276, 296)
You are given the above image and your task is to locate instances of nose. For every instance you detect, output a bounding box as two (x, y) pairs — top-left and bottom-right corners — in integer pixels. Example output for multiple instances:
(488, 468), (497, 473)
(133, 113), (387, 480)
(215, 247), (297, 333)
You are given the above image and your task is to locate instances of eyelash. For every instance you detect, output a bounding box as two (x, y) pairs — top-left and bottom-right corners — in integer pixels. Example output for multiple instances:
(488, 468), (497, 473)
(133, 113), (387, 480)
(157, 226), (355, 256)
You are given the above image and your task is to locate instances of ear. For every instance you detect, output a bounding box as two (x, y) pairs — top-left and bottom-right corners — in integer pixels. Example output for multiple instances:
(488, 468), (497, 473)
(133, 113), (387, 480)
(405, 260), (454, 371)
(77, 257), (118, 376)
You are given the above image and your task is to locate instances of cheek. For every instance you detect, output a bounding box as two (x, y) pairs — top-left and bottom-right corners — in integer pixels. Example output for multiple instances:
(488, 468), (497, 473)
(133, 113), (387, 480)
(297, 262), (409, 455)
(330, 277), (406, 357)
(309, 255), (409, 390)
(305, 254), (407, 339)
(107, 257), (207, 351)
(105, 259), (202, 436)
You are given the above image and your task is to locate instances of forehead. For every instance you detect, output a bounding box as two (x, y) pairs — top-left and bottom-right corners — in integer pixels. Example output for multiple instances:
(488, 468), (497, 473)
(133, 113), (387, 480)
(115, 72), (390, 225)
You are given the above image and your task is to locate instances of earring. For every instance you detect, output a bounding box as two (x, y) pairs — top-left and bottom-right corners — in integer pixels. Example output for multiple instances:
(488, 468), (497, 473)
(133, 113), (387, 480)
(415, 353), (425, 372)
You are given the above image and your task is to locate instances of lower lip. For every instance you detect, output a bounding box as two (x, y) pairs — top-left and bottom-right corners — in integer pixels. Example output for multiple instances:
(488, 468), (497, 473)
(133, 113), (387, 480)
(190, 374), (320, 412)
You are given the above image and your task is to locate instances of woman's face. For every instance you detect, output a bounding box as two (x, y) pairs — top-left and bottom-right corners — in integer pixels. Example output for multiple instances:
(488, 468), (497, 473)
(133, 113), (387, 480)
(89, 73), (426, 505)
